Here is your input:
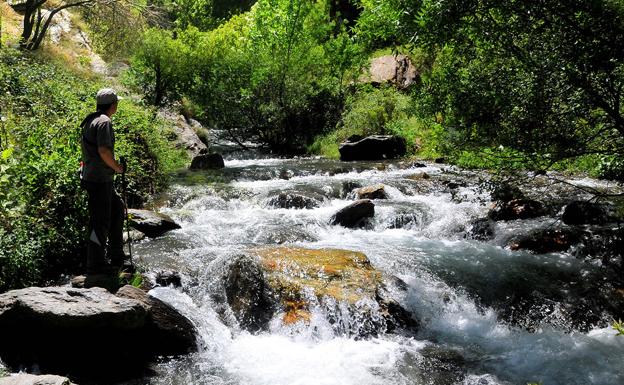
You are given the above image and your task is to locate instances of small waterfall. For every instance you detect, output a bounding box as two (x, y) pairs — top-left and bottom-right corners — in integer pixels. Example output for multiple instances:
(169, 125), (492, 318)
(129, 157), (624, 385)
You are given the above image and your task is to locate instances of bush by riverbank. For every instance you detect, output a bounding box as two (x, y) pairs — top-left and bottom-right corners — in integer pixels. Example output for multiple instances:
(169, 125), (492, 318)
(0, 48), (186, 292)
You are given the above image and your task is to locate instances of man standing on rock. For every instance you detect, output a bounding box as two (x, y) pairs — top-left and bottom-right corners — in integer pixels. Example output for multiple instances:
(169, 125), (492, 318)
(80, 88), (128, 274)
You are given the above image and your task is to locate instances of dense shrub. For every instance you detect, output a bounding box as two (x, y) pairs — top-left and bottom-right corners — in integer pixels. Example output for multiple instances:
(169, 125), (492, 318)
(0, 48), (185, 292)
(129, 0), (364, 154)
(308, 85), (445, 159)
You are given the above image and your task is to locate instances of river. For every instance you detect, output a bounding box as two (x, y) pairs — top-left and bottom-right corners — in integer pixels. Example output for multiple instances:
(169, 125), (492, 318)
(124, 156), (624, 385)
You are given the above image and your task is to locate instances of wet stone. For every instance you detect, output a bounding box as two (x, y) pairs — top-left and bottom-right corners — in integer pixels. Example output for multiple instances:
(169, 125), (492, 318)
(488, 199), (545, 221)
(0, 374), (76, 385)
(189, 153), (225, 170)
(266, 191), (322, 209)
(330, 199), (375, 228)
(508, 227), (583, 253)
(128, 209), (182, 238)
(354, 184), (389, 200)
(466, 218), (496, 241)
(155, 271), (182, 288)
(223, 247), (418, 337)
(561, 200), (611, 225)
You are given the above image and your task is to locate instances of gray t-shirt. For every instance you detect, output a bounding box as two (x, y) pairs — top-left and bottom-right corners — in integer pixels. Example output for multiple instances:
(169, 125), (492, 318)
(81, 112), (115, 183)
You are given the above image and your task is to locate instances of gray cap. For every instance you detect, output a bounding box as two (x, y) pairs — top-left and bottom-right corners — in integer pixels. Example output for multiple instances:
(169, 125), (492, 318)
(96, 88), (122, 105)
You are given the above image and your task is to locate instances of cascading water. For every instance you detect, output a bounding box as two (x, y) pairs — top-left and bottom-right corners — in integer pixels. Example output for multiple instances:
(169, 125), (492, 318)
(124, 157), (624, 385)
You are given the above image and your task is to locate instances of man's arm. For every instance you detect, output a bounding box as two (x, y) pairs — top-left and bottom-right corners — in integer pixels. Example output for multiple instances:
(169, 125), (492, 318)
(98, 146), (123, 174)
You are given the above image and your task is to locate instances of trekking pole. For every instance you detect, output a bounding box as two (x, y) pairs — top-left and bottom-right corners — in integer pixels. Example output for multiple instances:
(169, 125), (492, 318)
(120, 156), (134, 268)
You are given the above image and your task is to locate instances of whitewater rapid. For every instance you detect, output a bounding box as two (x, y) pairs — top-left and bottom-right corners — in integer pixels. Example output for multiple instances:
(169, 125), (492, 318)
(128, 158), (624, 385)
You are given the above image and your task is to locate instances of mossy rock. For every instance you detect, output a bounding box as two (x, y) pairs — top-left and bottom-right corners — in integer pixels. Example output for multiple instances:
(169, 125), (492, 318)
(224, 247), (418, 336)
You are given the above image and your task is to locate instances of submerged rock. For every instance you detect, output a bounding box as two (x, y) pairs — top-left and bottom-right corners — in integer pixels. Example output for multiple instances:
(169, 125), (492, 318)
(508, 228), (582, 253)
(266, 191), (322, 209)
(331, 199), (375, 228)
(0, 374), (76, 385)
(354, 184), (389, 200)
(489, 182), (524, 203)
(488, 199), (545, 221)
(155, 271), (183, 288)
(189, 153), (225, 170)
(128, 209), (181, 238)
(224, 256), (276, 332)
(0, 286), (197, 382)
(339, 135), (406, 161)
(340, 180), (363, 198)
(223, 247), (418, 336)
(561, 201), (611, 225)
(466, 218), (496, 241)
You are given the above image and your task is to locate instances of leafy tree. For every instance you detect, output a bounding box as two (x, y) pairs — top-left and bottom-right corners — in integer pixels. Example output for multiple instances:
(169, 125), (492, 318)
(10, 0), (93, 50)
(9, 0), (151, 51)
(130, 0), (363, 153)
(173, 0), (215, 30)
(411, 1), (623, 171)
(131, 28), (193, 105)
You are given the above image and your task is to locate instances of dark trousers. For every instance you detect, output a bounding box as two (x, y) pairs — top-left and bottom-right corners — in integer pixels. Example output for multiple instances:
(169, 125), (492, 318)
(82, 180), (124, 272)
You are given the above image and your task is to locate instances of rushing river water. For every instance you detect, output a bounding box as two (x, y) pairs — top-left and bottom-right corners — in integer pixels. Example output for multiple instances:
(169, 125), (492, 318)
(124, 156), (624, 385)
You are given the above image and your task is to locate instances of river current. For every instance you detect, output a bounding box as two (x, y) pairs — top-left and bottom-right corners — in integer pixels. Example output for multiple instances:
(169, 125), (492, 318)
(125, 157), (624, 385)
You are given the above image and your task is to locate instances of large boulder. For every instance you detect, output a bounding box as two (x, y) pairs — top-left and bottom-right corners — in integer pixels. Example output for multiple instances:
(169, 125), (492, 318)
(0, 374), (75, 385)
(339, 135), (406, 161)
(157, 110), (208, 158)
(128, 209), (181, 238)
(224, 256), (276, 332)
(116, 285), (197, 355)
(0, 286), (196, 382)
(488, 199), (545, 221)
(189, 153), (225, 170)
(224, 247), (418, 337)
(561, 201), (610, 225)
(331, 199), (375, 228)
(355, 184), (389, 200)
(361, 54), (419, 89)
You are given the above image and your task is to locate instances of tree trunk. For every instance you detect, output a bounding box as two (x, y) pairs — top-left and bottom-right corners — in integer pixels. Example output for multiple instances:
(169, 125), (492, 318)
(154, 61), (163, 106)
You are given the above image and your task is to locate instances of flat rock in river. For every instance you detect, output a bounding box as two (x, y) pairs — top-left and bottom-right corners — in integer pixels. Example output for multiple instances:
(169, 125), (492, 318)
(0, 374), (76, 385)
(224, 247), (418, 337)
(128, 209), (181, 238)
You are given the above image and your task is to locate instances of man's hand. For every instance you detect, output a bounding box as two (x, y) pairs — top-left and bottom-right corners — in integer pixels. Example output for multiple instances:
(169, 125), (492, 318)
(98, 146), (124, 173)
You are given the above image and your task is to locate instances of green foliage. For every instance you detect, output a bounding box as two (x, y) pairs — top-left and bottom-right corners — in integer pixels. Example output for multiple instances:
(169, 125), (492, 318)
(173, 0), (215, 30)
(130, 28), (193, 106)
(309, 86), (445, 159)
(130, 272), (144, 288)
(0, 48), (184, 292)
(614, 319), (624, 336)
(129, 0), (365, 154)
(79, 2), (146, 60)
(411, 0), (624, 174)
